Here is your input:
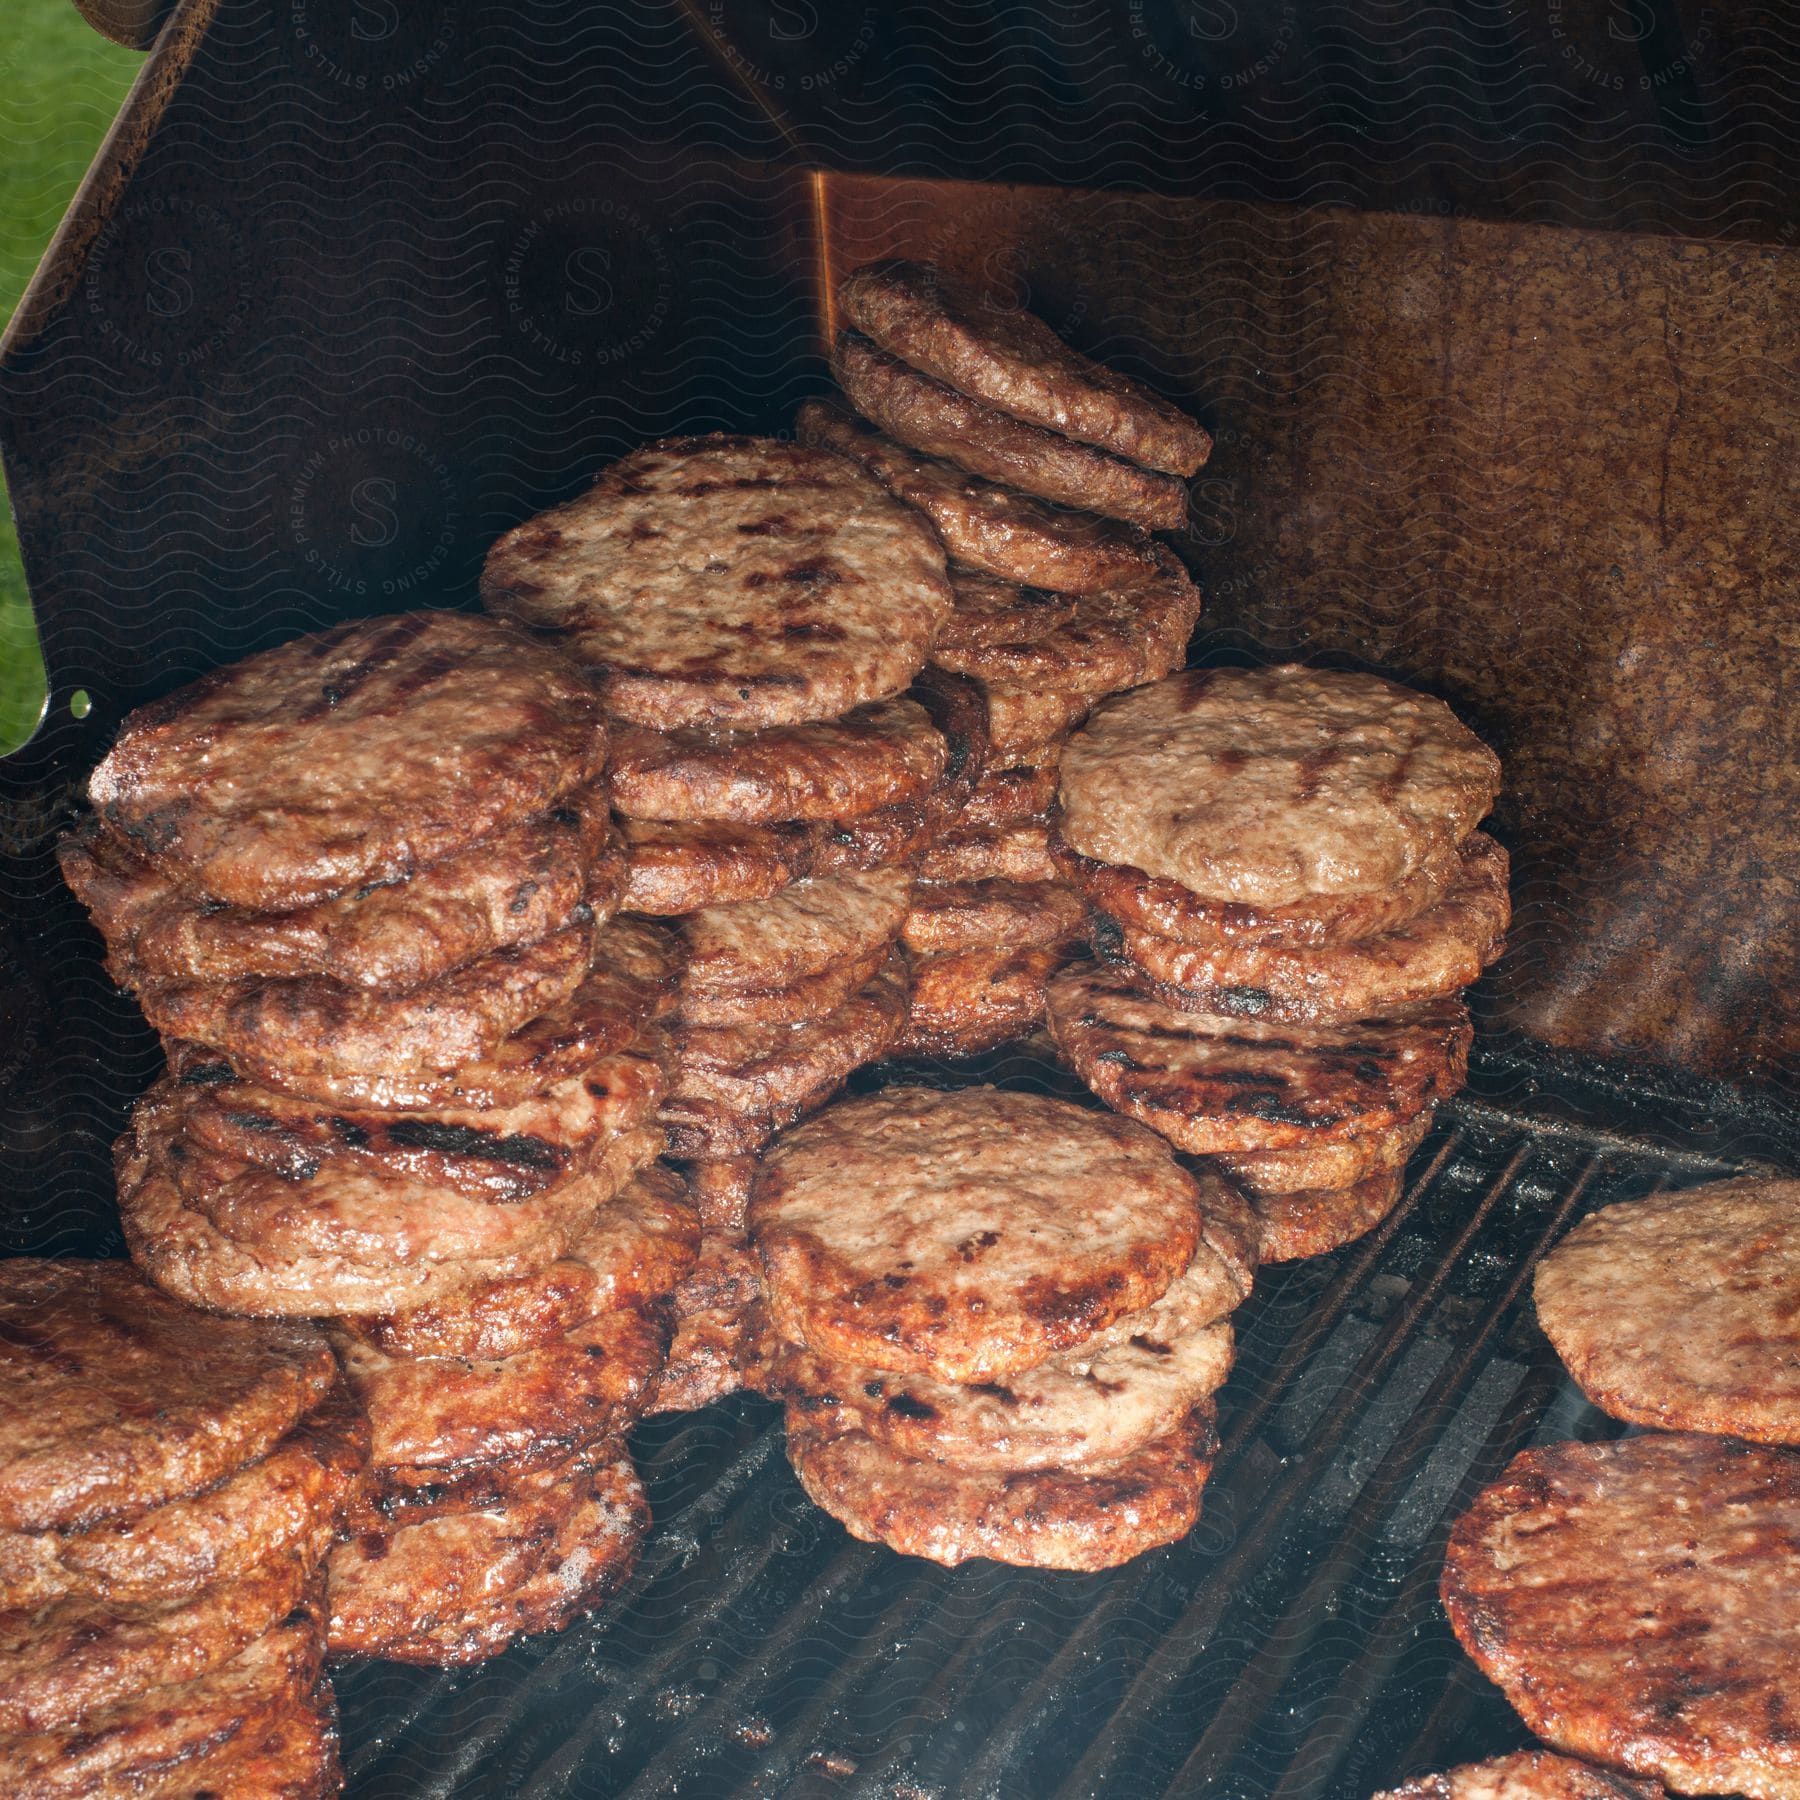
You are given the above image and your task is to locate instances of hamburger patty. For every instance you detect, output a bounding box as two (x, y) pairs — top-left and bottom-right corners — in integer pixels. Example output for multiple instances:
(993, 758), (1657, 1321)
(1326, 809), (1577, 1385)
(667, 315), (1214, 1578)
(156, 1683), (340, 1800)
(334, 1302), (665, 1475)
(620, 816), (818, 915)
(620, 792), (959, 917)
(786, 1399), (1218, 1571)
(677, 867), (914, 1004)
(165, 1031), (662, 1201)
(961, 757), (1061, 828)
(901, 878), (1085, 957)
(138, 918), (595, 1087)
(838, 260), (1213, 477)
(0, 1536), (325, 1735)
(326, 1453), (589, 1658)
(805, 799), (938, 877)
(660, 952), (910, 1158)
(779, 1276), (1236, 1470)
(796, 399), (1160, 594)
(1373, 1751), (1668, 1800)
(935, 567), (1081, 653)
(615, 670), (986, 917)
(1250, 1167), (1408, 1262)
(482, 435), (952, 731)
(673, 1229), (763, 1319)
(833, 333), (1190, 530)
(1441, 1434), (1800, 1799)
(676, 1155), (757, 1234)
(678, 942), (891, 1030)
(981, 679), (1092, 759)
(894, 942), (1071, 1059)
(88, 611), (603, 910)
(0, 1580), (327, 1799)
(119, 1118), (663, 1318)
(236, 914), (679, 1112)
(0, 1260), (336, 1534)
(1533, 1177), (1800, 1445)
(1046, 960), (1472, 1154)
(149, 1098), (631, 1269)
(918, 819), (1059, 884)
(1218, 1107), (1433, 1199)
(366, 1452), (647, 1667)
(933, 553), (1202, 702)
(0, 1383), (365, 1611)
(649, 1302), (761, 1415)
(606, 696), (946, 824)
(1102, 833), (1511, 1022)
(1058, 666), (1501, 917)
(1051, 832), (1468, 952)
(61, 789), (618, 996)
(753, 1086), (1203, 1383)
(339, 1163), (698, 1362)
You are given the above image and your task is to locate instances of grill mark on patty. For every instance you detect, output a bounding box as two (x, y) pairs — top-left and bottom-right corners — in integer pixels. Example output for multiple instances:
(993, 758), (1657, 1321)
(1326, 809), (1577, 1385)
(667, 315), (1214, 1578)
(381, 1119), (564, 1170)
(291, 618), (441, 724)
(1292, 741), (1343, 806)
(742, 559), (847, 590)
(884, 1392), (938, 1422)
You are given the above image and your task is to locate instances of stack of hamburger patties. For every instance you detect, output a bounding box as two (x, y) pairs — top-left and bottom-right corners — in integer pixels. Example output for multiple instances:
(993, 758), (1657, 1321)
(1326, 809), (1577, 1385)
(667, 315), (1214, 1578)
(1046, 665), (1509, 1261)
(799, 258), (1210, 1054)
(0, 1261), (358, 1796)
(59, 611), (692, 1665)
(753, 1086), (1256, 1570)
(479, 435), (980, 1409)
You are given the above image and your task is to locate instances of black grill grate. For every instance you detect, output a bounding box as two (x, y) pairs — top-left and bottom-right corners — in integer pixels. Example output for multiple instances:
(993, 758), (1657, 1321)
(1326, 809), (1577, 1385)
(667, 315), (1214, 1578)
(333, 1045), (1778, 1799)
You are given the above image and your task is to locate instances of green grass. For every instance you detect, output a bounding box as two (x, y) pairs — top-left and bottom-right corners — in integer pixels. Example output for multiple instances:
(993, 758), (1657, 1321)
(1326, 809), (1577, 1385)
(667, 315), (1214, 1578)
(0, 2), (142, 751)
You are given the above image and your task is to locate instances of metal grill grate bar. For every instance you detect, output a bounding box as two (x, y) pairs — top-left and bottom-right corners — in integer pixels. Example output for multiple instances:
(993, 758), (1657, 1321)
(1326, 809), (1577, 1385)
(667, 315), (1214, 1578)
(735, 1560), (967, 1791)
(511, 1443), (805, 1795)
(346, 1416), (783, 1794)
(1262, 1342), (1572, 1800)
(1157, 1154), (1608, 1794)
(616, 1540), (887, 1795)
(950, 1129), (1468, 1795)
(837, 1565), (1042, 1796)
(1051, 1139), (1538, 1799)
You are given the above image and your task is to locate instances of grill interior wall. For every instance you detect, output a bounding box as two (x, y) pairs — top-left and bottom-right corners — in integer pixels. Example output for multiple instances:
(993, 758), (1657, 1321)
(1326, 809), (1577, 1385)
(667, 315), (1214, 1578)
(813, 171), (1800, 1088)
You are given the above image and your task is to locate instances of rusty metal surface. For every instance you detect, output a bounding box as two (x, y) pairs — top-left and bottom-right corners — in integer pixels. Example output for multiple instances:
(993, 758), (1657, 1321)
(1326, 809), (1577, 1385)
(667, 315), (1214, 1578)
(819, 173), (1800, 1092)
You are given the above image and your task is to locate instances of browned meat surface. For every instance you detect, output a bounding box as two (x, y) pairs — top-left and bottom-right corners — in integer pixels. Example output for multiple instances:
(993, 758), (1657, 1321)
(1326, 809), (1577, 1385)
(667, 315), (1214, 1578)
(933, 552), (1201, 704)
(1442, 1434), (1800, 1799)
(660, 954), (909, 1158)
(88, 611), (602, 910)
(1102, 834), (1510, 1023)
(797, 398), (1159, 594)
(833, 334), (1189, 530)
(0, 1260), (335, 1533)
(1047, 960), (1471, 1155)
(752, 1086), (1202, 1384)
(1534, 1177), (1800, 1444)
(787, 1400), (1218, 1570)
(838, 260), (1211, 476)
(340, 1164), (697, 1362)
(483, 435), (951, 730)
(606, 697), (946, 824)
